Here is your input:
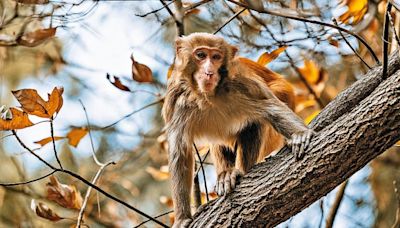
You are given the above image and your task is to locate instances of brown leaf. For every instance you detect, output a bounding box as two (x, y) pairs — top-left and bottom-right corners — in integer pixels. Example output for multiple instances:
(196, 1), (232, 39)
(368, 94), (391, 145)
(34, 136), (65, 147)
(257, 46), (287, 66)
(66, 127), (88, 147)
(185, 8), (201, 16)
(12, 87), (64, 118)
(106, 74), (131, 92)
(160, 196), (174, 208)
(31, 200), (63, 222)
(131, 55), (153, 83)
(14, 0), (49, 4)
(338, 0), (368, 25)
(0, 108), (34, 131)
(46, 176), (82, 210)
(328, 37), (339, 47)
(17, 27), (56, 47)
(146, 166), (170, 181)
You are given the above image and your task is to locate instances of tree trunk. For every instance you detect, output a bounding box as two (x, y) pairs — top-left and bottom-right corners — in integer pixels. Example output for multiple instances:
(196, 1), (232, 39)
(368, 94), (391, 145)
(189, 52), (400, 227)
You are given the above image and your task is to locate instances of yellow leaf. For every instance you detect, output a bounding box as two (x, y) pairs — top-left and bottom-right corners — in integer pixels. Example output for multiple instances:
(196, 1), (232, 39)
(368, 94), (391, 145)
(295, 99), (317, 113)
(46, 176), (82, 210)
(146, 166), (170, 181)
(66, 127), (88, 147)
(12, 87), (63, 118)
(17, 27), (57, 47)
(0, 108), (34, 131)
(338, 0), (368, 25)
(167, 64), (174, 79)
(131, 55), (153, 83)
(298, 60), (321, 84)
(257, 46), (287, 66)
(34, 136), (65, 147)
(305, 110), (320, 124)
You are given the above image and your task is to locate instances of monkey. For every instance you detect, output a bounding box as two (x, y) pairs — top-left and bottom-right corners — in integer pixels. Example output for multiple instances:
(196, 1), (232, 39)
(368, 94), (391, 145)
(162, 33), (314, 227)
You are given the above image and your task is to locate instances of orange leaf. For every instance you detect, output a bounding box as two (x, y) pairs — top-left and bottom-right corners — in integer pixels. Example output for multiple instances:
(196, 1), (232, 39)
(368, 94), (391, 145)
(12, 87), (63, 118)
(106, 74), (131, 92)
(328, 37), (339, 47)
(167, 64), (174, 79)
(185, 8), (201, 16)
(257, 46), (287, 66)
(17, 27), (56, 47)
(46, 176), (82, 210)
(146, 166), (170, 181)
(0, 108), (34, 131)
(31, 200), (63, 222)
(160, 196), (174, 208)
(131, 55), (153, 83)
(34, 136), (65, 147)
(298, 60), (321, 84)
(66, 127), (88, 147)
(338, 0), (368, 25)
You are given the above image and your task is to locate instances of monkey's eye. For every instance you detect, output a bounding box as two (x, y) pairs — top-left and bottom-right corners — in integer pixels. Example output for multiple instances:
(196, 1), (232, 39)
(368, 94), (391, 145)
(212, 54), (222, 60)
(195, 51), (207, 60)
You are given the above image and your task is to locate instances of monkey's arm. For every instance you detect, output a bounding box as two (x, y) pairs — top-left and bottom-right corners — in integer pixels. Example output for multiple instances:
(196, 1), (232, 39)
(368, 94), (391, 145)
(262, 98), (314, 159)
(167, 128), (194, 227)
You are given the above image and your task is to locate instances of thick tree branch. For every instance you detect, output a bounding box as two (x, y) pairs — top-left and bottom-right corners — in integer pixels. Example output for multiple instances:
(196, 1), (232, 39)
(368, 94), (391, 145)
(189, 52), (400, 227)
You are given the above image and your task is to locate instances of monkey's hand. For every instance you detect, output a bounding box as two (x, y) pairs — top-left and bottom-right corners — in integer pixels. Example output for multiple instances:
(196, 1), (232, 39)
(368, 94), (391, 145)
(215, 168), (243, 196)
(287, 129), (314, 160)
(172, 218), (192, 228)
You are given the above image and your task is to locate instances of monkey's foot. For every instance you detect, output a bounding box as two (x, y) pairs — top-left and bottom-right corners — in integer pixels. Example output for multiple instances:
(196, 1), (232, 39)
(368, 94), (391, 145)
(287, 129), (314, 160)
(172, 218), (192, 228)
(215, 168), (242, 196)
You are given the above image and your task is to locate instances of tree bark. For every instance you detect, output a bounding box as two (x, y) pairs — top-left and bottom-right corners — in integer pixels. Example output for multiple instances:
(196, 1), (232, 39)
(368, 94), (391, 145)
(189, 53), (400, 227)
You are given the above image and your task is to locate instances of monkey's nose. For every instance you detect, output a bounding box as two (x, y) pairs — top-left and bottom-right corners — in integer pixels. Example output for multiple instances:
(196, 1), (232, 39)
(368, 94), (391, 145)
(205, 72), (214, 77)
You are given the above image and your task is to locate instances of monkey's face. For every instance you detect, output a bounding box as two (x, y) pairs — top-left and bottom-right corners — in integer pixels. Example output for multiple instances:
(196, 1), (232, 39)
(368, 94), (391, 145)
(192, 47), (224, 94)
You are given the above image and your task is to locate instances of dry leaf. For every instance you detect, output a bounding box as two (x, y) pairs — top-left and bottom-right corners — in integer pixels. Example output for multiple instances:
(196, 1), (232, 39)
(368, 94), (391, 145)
(106, 74), (131, 92)
(160, 196), (174, 208)
(66, 127), (88, 147)
(257, 46), (287, 66)
(146, 166), (170, 181)
(185, 8), (200, 16)
(31, 200), (63, 221)
(131, 55), (153, 83)
(14, 0), (49, 4)
(34, 136), (65, 147)
(328, 36), (339, 47)
(338, 0), (368, 24)
(17, 28), (56, 47)
(298, 60), (321, 84)
(12, 87), (64, 118)
(46, 176), (82, 210)
(0, 108), (34, 131)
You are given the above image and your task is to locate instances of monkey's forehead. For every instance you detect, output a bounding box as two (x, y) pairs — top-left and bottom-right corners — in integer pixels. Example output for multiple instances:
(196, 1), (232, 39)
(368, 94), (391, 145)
(182, 32), (228, 48)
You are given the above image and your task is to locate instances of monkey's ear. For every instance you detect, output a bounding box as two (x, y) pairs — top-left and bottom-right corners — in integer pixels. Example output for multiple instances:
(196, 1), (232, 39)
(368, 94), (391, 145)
(175, 37), (184, 54)
(230, 45), (238, 58)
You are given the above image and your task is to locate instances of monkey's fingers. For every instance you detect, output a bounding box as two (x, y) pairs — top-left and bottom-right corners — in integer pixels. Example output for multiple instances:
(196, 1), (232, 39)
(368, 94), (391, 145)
(231, 169), (242, 189)
(292, 134), (301, 159)
(216, 172), (227, 196)
(297, 133), (308, 159)
(304, 130), (313, 149)
(224, 172), (232, 193)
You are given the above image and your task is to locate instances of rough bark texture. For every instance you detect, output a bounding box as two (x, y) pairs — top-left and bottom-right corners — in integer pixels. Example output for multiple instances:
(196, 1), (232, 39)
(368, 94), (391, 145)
(189, 53), (400, 227)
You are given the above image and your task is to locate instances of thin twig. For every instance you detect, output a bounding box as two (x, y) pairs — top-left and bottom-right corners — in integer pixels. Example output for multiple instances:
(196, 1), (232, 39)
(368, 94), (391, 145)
(133, 210), (174, 228)
(77, 160), (116, 227)
(135, 0), (176, 17)
(332, 18), (372, 69)
(11, 130), (168, 227)
(101, 98), (163, 129)
(50, 118), (63, 169)
(184, 0), (212, 11)
(387, 11), (400, 48)
(0, 170), (57, 186)
(195, 149), (210, 177)
(193, 163), (202, 208)
(383, 2), (393, 80)
(227, 0), (380, 64)
(193, 143), (209, 202)
(214, 8), (246, 34)
(79, 100), (104, 166)
(326, 180), (348, 228)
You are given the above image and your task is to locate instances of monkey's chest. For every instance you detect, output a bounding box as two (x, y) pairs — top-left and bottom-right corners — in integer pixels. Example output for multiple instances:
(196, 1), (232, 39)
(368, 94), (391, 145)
(191, 107), (254, 145)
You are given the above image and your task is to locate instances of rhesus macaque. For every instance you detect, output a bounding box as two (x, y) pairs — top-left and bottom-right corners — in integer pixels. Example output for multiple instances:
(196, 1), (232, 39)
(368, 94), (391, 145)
(162, 33), (313, 227)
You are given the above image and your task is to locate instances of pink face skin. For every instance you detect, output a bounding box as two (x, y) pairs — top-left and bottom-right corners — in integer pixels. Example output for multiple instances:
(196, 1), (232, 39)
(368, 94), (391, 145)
(192, 47), (224, 94)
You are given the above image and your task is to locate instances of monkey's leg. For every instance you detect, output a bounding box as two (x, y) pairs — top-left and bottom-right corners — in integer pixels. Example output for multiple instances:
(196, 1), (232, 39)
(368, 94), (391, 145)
(211, 145), (240, 196)
(236, 122), (262, 172)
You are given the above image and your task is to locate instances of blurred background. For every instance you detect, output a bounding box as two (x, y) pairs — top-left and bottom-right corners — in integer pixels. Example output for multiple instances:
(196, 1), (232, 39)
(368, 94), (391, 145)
(0, 0), (399, 227)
